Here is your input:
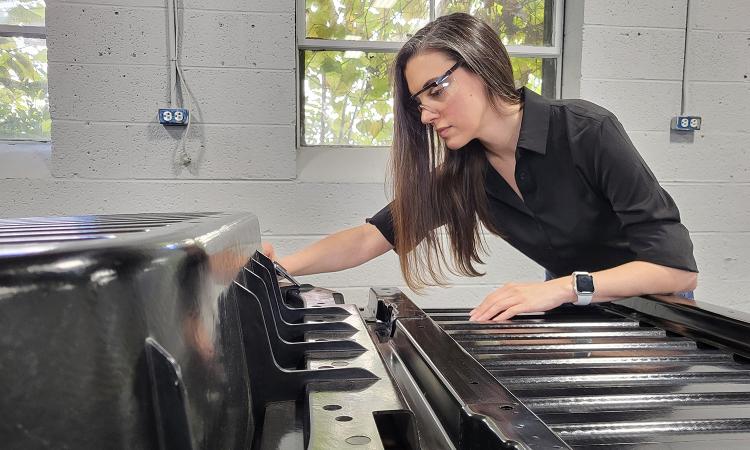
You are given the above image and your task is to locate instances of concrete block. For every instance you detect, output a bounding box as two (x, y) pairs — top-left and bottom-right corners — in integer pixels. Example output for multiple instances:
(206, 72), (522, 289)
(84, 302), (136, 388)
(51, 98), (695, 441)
(688, 31), (750, 82)
(584, 0), (686, 29)
(178, 67), (295, 125)
(183, 0), (294, 13)
(692, 232), (750, 281)
(688, 81), (750, 133)
(692, 0), (750, 31)
(265, 235), (541, 288)
(48, 63), (169, 122)
(0, 143), (50, 179)
(56, 0), (293, 13)
(56, 0), (164, 7)
(579, 79), (682, 132)
(694, 279), (750, 310)
(666, 183), (750, 233)
(180, 11), (294, 69)
(628, 131), (750, 182)
(47, 4), (166, 65)
(581, 26), (685, 80)
(0, 179), (390, 235)
(51, 121), (295, 179)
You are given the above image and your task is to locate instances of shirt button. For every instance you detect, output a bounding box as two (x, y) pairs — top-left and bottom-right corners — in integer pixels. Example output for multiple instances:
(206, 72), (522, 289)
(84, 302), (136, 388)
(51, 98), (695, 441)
(518, 171), (527, 181)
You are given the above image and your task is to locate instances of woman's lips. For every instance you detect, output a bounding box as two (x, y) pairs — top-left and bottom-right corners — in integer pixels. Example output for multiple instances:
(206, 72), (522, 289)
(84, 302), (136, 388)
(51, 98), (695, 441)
(437, 126), (451, 138)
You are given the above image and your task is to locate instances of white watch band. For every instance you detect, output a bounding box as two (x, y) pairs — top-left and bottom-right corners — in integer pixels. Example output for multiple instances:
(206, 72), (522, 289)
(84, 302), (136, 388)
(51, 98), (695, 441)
(572, 271), (594, 306)
(574, 292), (593, 306)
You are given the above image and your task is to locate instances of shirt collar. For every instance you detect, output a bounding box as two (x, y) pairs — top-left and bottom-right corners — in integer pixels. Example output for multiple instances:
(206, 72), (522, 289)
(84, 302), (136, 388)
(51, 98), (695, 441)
(516, 87), (550, 155)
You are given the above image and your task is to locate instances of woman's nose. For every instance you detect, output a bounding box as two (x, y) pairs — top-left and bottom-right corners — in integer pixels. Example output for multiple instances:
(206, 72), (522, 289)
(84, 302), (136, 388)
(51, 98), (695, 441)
(420, 107), (438, 125)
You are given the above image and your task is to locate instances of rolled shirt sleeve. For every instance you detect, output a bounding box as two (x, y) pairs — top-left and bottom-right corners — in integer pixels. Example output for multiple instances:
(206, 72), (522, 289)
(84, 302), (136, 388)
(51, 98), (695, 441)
(366, 202), (395, 247)
(595, 115), (698, 273)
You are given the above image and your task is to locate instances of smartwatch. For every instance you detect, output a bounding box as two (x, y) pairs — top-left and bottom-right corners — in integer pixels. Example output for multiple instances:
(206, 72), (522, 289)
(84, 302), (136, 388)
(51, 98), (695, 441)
(572, 271), (594, 306)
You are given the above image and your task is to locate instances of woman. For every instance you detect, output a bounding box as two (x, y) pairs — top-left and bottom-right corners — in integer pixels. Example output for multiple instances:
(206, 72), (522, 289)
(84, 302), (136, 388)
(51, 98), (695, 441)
(265, 13), (698, 321)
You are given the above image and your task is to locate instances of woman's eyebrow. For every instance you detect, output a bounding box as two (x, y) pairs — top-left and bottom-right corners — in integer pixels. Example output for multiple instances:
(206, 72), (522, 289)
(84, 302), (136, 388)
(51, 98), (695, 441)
(409, 77), (439, 98)
(421, 76), (440, 88)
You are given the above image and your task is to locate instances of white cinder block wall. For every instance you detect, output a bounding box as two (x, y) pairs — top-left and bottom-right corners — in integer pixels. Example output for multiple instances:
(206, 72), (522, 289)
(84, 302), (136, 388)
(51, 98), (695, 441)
(0, 0), (748, 310)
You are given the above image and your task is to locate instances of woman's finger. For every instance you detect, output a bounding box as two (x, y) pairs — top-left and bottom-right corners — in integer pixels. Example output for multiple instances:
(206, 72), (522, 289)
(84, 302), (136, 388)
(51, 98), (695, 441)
(261, 242), (276, 260)
(475, 296), (518, 321)
(492, 304), (527, 322)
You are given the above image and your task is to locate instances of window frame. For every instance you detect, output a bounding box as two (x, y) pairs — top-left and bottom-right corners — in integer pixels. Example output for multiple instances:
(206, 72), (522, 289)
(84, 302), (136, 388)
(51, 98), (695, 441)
(296, 0), (565, 151)
(0, 19), (49, 144)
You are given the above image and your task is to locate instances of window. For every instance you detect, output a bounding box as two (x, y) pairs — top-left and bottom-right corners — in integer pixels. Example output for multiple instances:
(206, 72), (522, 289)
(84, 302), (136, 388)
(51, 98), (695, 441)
(299, 0), (563, 147)
(0, 0), (48, 141)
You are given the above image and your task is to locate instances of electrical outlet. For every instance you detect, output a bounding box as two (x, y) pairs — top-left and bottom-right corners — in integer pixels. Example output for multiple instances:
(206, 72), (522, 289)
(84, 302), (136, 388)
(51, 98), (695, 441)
(159, 108), (189, 126)
(671, 115), (701, 131)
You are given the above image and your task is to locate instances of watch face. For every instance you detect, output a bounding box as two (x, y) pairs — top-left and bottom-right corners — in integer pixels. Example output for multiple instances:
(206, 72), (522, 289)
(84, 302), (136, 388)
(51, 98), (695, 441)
(576, 274), (595, 294)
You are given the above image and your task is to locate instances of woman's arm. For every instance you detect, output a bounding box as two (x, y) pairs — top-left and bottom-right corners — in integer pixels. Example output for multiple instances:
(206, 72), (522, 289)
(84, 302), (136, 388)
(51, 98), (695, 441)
(571, 260), (697, 302)
(275, 223), (394, 276)
(469, 261), (698, 322)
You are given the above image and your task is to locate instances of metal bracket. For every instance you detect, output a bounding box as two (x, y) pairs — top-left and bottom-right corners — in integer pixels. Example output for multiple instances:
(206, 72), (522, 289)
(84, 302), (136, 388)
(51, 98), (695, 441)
(145, 337), (194, 450)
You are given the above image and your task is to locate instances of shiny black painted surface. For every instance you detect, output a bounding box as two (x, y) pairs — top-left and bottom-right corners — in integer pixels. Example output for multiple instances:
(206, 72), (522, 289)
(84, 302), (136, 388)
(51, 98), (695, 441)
(0, 213), (418, 450)
(0, 213), (258, 450)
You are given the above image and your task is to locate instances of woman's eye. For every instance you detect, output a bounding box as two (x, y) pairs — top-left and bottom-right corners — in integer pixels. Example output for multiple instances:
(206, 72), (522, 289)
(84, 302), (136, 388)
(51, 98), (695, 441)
(428, 85), (445, 97)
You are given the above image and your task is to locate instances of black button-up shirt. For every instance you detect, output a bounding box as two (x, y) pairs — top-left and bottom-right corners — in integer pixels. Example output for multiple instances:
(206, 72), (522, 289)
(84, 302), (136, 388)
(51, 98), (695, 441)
(368, 87), (698, 277)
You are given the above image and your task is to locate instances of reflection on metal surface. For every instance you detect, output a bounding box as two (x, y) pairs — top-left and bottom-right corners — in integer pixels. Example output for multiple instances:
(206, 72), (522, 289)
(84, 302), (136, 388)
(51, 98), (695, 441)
(0, 214), (418, 449)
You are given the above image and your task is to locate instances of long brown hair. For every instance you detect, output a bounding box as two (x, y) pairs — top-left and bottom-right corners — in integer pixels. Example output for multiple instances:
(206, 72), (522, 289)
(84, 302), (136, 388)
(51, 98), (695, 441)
(390, 13), (521, 290)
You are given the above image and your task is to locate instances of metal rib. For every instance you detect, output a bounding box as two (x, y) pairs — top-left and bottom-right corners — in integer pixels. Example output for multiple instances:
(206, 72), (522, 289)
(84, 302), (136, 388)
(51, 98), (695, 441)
(499, 371), (750, 387)
(438, 319), (640, 330)
(449, 328), (666, 340)
(523, 392), (750, 413)
(472, 350), (734, 367)
(552, 419), (750, 444)
(490, 362), (750, 378)
(464, 337), (698, 353)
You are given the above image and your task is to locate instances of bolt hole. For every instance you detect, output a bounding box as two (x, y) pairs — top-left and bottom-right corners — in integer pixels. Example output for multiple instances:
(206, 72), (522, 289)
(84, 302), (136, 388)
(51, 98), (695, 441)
(499, 405), (514, 410)
(322, 404), (342, 411)
(318, 365), (334, 369)
(335, 415), (353, 422)
(469, 381), (478, 385)
(314, 338), (327, 342)
(345, 435), (371, 445)
(515, 424), (525, 429)
(331, 361), (349, 366)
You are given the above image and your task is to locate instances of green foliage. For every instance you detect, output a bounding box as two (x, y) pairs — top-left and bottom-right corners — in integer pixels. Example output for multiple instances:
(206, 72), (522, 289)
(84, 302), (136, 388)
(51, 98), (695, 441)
(0, 37), (49, 140)
(438, 0), (549, 46)
(306, 0), (429, 42)
(304, 50), (395, 146)
(0, 1), (48, 140)
(303, 1), (553, 146)
(1, 0), (45, 26)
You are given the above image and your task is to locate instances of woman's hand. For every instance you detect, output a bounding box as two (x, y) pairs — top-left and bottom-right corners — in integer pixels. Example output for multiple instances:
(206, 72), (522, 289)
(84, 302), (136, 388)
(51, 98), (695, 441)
(261, 242), (277, 260)
(469, 278), (573, 322)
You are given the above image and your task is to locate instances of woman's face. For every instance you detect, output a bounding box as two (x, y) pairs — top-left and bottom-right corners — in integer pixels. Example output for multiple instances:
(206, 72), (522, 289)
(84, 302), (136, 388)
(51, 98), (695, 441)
(404, 50), (490, 150)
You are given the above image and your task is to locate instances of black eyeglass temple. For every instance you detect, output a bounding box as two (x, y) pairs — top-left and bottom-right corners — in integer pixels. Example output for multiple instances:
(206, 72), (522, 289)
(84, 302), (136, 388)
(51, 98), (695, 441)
(409, 61), (462, 102)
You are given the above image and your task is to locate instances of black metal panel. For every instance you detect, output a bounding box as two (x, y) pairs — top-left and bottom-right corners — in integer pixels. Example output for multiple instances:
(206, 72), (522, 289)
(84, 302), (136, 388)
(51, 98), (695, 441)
(0, 213), (258, 450)
(0, 213), (422, 450)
